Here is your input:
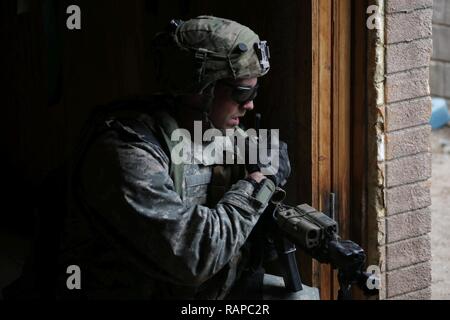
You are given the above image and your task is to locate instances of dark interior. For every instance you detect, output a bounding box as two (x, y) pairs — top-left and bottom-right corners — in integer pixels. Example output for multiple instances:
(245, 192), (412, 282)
(0, 0), (314, 295)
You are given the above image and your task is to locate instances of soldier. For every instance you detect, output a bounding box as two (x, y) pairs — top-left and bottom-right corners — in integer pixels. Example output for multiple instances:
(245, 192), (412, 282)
(57, 15), (291, 299)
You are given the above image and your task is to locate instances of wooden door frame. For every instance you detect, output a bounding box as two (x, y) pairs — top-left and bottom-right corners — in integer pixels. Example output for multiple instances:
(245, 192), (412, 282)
(311, 0), (333, 298)
(152, 0), (369, 300)
(311, 0), (362, 300)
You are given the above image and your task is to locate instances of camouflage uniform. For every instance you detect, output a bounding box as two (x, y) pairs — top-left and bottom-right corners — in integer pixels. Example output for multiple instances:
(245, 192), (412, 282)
(57, 99), (272, 299)
(58, 16), (274, 300)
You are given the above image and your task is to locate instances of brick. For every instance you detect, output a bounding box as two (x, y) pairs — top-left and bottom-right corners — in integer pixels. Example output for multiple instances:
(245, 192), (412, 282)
(385, 97), (432, 131)
(432, 25), (450, 61)
(386, 38), (433, 74)
(386, 208), (431, 243)
(379, 273), (388, 300)
(385, 67), (430, 103)
(386, 181), (431, 215)
(386, 9), (433, 44)
(433, 0), (447, 24)
(389, 286), (431, 300)
(445, 62), (450, 98)
(447, 1), (450, 23)
(386, 235), (431, 270)
(430, 61), (445, 97)
(385, 97), (431, 132)
(386, 0), (433, 13)
(386, 262), (431, 297)
(386, 153), (431, 187)
(385, 125), (431, 159)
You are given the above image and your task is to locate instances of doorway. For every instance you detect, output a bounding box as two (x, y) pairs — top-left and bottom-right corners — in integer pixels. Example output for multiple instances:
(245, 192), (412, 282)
(177, 0), (361, 300)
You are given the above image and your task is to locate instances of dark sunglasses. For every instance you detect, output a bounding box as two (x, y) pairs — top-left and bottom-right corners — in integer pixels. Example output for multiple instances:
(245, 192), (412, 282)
(219, 81), (259, 105)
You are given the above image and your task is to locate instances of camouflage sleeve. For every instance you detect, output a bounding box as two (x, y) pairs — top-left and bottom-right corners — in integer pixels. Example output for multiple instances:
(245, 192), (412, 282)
(81, 130), (269, 286)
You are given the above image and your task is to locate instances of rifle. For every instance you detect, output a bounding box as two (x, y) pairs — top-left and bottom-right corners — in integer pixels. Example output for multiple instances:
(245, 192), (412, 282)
(250, 113), (379, 300)
(258, 188), (380, 300)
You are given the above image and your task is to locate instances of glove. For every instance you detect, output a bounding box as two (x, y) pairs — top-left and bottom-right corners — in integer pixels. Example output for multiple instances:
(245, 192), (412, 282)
(245, 130), (291, 187)
(266, 140), (291, 187)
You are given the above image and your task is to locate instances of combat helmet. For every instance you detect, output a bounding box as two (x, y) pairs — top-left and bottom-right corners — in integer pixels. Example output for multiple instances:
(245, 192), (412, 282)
(151, 15), (270, 96)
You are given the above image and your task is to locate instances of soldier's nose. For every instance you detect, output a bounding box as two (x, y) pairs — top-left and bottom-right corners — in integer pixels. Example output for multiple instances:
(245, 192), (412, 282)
(241, 100), (254, 111)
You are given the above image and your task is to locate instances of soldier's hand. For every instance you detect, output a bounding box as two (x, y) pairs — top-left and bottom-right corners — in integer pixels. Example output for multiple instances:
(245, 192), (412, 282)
(246, 171), (265, 183)
(244, 132), (291, 187)
(266, 140), (291, 187)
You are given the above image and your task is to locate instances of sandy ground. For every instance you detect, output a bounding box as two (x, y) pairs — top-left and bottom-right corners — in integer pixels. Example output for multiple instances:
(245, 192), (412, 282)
(431, 125), (450, 300)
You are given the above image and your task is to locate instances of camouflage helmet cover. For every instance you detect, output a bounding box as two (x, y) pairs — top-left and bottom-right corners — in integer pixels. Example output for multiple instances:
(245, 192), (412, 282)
(152, 15), (270, 95)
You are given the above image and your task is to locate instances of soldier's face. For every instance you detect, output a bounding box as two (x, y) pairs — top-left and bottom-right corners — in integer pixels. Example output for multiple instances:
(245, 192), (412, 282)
(209, 78), (257, 129)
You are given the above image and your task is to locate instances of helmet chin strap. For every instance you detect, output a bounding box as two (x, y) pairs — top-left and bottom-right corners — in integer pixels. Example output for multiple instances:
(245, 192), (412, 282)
(173, 82), (216, 128)
(200, 82), (217, 130)
(175, 82), (221, 132)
